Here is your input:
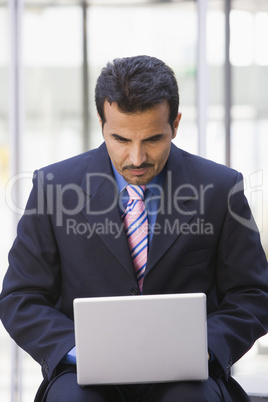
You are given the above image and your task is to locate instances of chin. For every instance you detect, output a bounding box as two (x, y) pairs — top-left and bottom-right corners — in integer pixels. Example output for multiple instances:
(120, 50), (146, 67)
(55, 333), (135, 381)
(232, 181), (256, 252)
(125, 176), (155, 186)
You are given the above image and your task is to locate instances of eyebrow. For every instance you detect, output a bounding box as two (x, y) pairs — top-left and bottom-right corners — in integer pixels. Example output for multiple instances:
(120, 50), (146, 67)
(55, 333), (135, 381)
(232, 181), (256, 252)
(111, 133), (165, 142)
(111, 134), (131, 142)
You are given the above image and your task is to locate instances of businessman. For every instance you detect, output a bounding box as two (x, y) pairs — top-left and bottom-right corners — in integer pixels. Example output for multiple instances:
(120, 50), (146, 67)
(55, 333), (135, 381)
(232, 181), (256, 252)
(1, 55), (268, 402)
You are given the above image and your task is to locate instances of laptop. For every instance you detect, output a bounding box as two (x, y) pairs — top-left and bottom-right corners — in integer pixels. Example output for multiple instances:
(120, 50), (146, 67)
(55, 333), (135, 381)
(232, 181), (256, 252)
(73, 293), (208, 386)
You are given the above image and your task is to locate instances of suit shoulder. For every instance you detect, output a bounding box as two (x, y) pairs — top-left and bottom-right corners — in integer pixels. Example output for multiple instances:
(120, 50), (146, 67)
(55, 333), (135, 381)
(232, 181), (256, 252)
(40, 148), (96, 172)
(36, 143), (108, 184)
(180, 148), (240, 183)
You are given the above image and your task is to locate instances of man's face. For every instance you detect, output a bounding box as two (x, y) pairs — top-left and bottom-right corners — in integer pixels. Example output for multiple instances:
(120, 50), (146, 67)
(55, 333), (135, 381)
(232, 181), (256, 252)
(100, 100), (181, 185)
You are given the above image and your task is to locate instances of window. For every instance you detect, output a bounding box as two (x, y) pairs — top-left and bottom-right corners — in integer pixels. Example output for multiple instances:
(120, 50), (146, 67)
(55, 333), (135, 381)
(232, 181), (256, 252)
(0, 2), (12, 400)
(230, 0), (268, 394)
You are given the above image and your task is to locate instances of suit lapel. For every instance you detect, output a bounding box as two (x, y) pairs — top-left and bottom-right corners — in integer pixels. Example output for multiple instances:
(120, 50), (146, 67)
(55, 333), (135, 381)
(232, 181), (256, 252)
(80, 144), (136, 280)
(146, 144), (195, 274)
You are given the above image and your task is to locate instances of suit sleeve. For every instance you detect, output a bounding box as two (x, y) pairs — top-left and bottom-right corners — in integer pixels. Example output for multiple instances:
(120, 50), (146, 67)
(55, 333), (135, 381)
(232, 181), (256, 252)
(207, 172), (268, 380)
(0, 171), (75, 381)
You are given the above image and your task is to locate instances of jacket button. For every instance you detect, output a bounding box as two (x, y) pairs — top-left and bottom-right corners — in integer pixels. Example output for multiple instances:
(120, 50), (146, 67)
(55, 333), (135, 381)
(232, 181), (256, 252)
(131, 288), (139, 295)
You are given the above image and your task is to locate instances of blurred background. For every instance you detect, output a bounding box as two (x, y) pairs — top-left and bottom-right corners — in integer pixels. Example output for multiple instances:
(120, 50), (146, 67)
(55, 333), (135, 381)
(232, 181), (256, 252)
(0, 0), (268, 401)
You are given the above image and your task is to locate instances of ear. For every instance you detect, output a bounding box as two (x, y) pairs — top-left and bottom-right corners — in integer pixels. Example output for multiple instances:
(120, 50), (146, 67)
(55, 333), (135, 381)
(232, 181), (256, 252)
(172, 112), (182, 139)
(97, 113), (103, 128)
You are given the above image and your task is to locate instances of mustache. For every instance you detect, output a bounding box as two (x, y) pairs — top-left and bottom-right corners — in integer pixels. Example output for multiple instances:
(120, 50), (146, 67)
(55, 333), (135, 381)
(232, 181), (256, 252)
(123, 163), (153, 171)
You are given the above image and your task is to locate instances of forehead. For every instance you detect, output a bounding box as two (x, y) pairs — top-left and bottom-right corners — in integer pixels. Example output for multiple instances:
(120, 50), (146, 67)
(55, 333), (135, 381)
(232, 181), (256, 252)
(103, 101), (170, 133)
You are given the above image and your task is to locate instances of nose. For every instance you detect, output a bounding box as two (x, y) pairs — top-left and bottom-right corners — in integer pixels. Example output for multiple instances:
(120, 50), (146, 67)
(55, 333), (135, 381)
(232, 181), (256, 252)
(129, 143), (147, 167)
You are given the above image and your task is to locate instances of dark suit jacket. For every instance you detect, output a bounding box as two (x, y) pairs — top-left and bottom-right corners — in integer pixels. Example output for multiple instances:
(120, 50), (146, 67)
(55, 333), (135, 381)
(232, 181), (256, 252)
(1, 143), (268, 401)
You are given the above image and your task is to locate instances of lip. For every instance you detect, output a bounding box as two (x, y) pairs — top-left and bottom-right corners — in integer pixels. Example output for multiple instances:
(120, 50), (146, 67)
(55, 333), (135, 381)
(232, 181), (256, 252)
(129, 168), (149, 176)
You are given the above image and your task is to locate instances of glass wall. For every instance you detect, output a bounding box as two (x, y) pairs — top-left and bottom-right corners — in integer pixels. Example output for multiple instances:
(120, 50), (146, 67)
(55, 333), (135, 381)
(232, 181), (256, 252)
(229, 0), (268, 394)
(230, 0), (268, 252)
(86, 1), (198, 153)
(0, 0), (267, 400)
(206, 0), (226, 164)
(23, 4), (84, 174)
(0, 1), (12, 400)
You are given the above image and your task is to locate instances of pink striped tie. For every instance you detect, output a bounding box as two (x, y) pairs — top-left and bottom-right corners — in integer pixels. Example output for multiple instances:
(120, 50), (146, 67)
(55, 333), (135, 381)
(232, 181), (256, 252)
(122, 185), (148, 294)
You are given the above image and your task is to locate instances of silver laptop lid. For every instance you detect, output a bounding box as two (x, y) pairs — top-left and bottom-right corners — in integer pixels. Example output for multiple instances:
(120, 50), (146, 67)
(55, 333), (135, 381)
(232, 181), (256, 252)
(73, 293), (208, 385)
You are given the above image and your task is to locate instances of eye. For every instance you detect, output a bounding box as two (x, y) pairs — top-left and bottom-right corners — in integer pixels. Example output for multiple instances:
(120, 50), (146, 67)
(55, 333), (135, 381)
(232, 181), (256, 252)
(112, 134), (130, 143)
(116, 137), (129, 144)
(146, 134), (164, 142)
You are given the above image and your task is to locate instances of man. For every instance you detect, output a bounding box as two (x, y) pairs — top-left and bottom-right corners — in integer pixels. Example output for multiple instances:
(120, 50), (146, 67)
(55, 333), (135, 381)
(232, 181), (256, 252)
(1, 55), (268, 402)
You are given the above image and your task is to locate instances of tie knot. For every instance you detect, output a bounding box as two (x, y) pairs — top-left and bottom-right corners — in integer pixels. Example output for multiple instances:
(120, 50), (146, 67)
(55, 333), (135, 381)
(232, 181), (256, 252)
(126, 185), (145, 201)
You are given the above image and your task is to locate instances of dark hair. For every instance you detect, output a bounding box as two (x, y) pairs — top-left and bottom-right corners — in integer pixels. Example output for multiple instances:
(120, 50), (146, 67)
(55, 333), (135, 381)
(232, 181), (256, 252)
(95, 55), (179, 129)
